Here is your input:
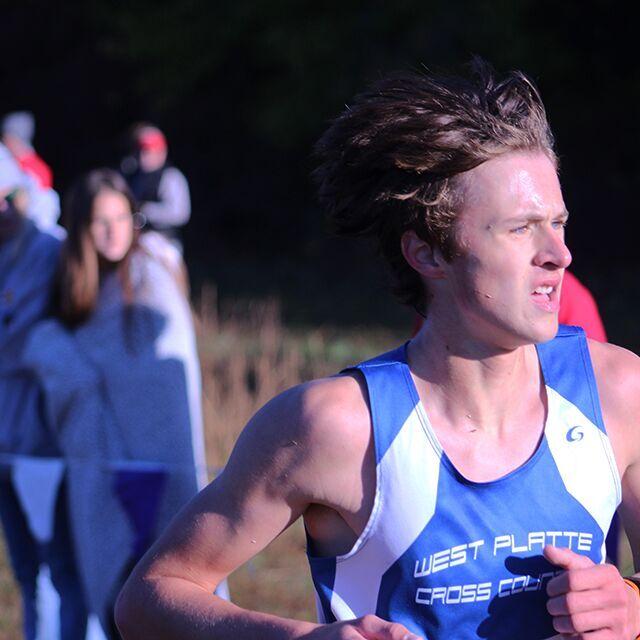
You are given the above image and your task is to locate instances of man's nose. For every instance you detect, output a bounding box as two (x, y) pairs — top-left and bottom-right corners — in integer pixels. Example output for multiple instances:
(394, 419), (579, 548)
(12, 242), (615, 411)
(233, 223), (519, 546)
(534, 226), (572, 269)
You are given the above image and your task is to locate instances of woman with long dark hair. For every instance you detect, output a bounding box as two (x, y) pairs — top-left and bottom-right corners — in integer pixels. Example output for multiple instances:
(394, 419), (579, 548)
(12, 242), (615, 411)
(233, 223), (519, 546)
(25, 168), (207, 638)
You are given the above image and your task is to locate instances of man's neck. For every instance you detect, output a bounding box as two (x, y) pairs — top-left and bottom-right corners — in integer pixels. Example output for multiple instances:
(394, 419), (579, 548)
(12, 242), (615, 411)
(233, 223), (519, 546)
(407, 320), (543, 437)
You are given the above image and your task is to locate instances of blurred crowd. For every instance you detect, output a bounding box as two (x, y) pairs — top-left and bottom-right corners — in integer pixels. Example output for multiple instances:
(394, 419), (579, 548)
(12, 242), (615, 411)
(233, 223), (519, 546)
(0, 112), (225, 640)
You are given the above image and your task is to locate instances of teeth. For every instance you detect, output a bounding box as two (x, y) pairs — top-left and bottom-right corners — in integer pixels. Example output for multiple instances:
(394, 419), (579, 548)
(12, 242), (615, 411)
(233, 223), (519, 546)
(534, 286), (553, 295)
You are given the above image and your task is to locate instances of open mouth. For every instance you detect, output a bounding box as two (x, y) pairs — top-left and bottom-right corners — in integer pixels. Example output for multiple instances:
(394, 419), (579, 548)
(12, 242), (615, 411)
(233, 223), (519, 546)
(531, 284), (559, 312)
(533, 285), (553, 299)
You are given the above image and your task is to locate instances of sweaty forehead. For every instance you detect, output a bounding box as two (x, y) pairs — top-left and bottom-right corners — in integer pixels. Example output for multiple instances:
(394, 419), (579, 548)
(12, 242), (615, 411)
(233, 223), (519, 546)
(457, 152), (563, 221)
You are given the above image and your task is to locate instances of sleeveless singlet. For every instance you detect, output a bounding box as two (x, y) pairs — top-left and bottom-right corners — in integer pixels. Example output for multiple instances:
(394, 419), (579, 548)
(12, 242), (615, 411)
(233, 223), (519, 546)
(307, 326), (621, 640)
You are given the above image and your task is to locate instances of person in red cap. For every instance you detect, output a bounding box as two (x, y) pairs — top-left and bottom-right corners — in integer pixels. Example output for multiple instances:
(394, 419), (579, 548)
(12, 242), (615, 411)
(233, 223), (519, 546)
(121, 123), (191, 253)
(1, 111), (53, 190)
(2, 111), (62, 234)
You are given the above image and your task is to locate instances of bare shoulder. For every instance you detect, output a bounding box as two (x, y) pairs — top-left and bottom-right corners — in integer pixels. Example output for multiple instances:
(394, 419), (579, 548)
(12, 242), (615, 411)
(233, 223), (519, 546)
(296, 372), (372, 451)
(588, 339), (640, 471)
(589, 339), (640, 400)
(218, 371), (373, 507)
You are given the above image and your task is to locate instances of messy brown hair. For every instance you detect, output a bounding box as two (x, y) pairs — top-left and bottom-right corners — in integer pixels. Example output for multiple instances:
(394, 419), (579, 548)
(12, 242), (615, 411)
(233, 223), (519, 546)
(314, 59), (557, 313)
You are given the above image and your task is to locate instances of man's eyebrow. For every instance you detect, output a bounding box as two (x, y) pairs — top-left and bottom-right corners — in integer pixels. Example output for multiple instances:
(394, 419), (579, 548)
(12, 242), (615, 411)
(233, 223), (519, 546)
(501, 209), (570, 224)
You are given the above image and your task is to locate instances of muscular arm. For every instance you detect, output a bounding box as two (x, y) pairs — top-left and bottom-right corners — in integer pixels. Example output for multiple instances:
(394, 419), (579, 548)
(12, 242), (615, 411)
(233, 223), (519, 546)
(591, 340), (640, 572)
(115, 375), (418, 639)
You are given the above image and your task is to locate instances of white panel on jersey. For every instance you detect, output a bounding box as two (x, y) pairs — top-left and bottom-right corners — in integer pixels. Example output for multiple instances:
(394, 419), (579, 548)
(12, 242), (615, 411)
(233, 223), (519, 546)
(331, 407), (441, 619)
(545, 387), (621, 553)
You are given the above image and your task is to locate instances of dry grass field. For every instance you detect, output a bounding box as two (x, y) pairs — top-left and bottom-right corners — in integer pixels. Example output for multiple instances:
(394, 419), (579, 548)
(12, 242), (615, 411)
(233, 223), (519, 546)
(0, 290), (635, 637)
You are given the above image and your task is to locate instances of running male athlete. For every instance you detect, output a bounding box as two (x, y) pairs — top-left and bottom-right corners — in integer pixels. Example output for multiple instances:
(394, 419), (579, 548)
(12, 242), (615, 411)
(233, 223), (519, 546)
(116, 61), (640, 639)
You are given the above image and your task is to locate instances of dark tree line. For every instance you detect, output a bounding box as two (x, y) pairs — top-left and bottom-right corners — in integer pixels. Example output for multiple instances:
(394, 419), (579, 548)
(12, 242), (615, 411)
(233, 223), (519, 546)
(1, 1), (638, 342)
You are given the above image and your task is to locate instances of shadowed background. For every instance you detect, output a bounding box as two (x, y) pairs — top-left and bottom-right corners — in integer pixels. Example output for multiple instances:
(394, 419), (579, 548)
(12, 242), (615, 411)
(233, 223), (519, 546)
(1, 0), (638, 344)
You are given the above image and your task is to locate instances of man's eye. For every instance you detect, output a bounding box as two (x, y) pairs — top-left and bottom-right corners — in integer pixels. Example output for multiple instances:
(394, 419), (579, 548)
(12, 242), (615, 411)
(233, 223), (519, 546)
(511, 225), (529, 234)
(552, 220), (568, 229)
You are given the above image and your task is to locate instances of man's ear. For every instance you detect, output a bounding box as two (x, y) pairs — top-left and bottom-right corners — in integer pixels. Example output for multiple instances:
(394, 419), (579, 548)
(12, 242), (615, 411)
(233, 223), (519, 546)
(401, 230), (446, 279)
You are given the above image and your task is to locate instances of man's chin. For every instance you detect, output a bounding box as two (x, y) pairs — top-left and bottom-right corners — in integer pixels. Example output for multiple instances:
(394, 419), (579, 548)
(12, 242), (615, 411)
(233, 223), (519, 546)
(528, 318), (560, 345)
(501, 317), (559, 349)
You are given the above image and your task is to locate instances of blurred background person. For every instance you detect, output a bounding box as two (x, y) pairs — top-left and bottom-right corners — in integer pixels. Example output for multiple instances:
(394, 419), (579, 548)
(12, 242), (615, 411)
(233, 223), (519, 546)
(0, 143), (87, 639)
(1, 111), (52, 190)
(120, 123), (191, 253)
(23, 169), (210, 638)
(558, 270), (607, 342)
(1, 111), (62, 235)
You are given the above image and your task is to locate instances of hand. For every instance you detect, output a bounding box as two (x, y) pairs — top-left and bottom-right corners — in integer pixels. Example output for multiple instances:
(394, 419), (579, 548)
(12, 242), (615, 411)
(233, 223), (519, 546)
(544, 545), (640, 639)
(304, 614), (423, 640)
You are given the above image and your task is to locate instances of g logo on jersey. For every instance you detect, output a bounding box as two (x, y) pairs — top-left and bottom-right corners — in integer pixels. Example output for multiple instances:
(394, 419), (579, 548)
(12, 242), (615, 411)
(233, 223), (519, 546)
(566, 426), (584, 442)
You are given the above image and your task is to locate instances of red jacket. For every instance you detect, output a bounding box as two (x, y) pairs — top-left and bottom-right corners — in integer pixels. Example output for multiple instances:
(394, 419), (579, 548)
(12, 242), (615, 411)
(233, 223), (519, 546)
(18, 150), (53, 189)
(557, 271), (606, 342)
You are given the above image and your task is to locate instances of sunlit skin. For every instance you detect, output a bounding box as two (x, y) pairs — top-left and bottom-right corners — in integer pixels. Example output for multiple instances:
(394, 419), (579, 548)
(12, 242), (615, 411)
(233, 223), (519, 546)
(136, 126), (168, 172)
(90, 189), (134, 263)
(405, 151), (572, 357)
(138, 146), (167, 173)
(456, 154), (570, 342)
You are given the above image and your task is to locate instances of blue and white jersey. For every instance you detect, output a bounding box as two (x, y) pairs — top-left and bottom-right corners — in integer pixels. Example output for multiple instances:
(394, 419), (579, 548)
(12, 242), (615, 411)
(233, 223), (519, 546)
(307, 326), (621, 640)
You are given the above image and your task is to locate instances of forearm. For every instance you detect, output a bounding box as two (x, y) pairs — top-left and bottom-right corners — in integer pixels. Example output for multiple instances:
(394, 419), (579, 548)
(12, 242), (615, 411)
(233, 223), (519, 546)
(141, 200), (189, 227)
(115, 574), (320, 640)
(141, 169), (191, 228)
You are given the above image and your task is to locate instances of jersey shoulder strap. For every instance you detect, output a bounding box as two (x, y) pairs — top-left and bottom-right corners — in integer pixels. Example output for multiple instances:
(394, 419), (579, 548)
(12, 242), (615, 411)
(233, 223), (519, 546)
(342, 344), (418, 463)
(536, 324), (606, 433)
